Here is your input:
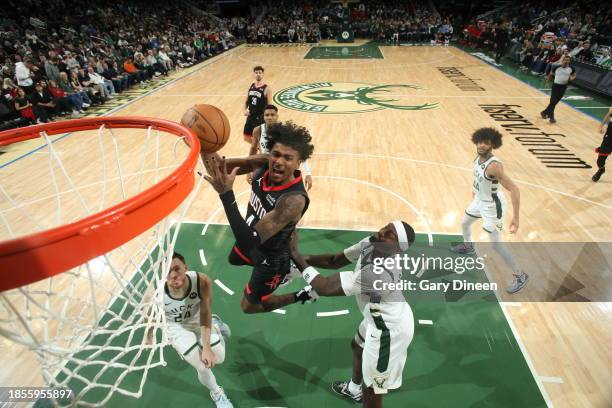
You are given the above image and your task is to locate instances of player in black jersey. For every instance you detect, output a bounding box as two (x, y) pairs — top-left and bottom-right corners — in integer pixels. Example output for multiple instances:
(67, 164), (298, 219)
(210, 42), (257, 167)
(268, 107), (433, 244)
(243, 66), (271, 144)
(203, 121), (315, 314)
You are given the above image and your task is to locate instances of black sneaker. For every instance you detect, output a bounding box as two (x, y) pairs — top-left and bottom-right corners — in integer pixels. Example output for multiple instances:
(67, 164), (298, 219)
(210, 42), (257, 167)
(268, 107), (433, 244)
(549, 117), (556, 124)
(294, 285), (318, 304)
(332, 381), (362, 403)
(540, 111), (548, 119)
(592, 168), (605, 182)
(450, 242), (475, 254)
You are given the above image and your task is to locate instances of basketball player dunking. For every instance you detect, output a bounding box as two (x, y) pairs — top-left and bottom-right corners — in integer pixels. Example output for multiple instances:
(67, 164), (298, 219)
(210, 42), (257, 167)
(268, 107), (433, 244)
(243, 66), (271, 143)
(203, 121), (316, 314)
(248, 104), (313, 190)
(450, 127), (529, 293)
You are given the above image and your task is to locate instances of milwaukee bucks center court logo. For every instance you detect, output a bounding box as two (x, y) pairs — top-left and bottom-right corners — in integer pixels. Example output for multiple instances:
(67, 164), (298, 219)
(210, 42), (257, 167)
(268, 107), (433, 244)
(273, 82), (439, 114)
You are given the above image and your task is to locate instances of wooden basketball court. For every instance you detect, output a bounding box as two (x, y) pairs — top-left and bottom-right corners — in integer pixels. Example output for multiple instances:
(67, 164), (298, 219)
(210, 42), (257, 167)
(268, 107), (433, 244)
(1, 42), (610, 407)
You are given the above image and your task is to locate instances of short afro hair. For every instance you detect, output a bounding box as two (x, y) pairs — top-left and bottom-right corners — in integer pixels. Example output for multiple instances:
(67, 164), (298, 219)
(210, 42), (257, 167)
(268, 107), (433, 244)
(266, 121), (314, 161)
(471, 127), (503, 149)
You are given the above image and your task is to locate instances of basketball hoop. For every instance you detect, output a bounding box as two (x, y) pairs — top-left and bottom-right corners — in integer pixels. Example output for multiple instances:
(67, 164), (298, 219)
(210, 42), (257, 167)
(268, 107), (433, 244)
(0, 117), (200, 291)
(0, 117), (203, 406)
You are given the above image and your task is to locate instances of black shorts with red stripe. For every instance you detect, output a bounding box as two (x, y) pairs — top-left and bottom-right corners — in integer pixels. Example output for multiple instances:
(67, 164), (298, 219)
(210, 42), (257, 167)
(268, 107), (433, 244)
(228, 244), (290, 304)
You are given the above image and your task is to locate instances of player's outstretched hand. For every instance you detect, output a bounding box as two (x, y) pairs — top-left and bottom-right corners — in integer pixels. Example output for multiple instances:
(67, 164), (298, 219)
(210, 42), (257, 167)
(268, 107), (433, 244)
(203, 155), (238, 194)
(304, 175), (312, 191)
(201, 346), (216, 368)
(509, 218), (519, 233)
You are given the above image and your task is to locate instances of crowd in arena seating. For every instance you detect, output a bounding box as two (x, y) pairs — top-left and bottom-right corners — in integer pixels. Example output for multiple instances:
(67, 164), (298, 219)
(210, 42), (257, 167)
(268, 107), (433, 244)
(1, 0), (240, 130)
(243, 0), (453, 45)
(462, 1), (611, 74)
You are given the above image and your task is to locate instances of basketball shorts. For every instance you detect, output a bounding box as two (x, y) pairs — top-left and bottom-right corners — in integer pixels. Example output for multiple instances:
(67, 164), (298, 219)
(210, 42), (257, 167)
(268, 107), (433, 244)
(243, 114), (263, 137)
(465, 195), (506, 233)
(355, 303), (414, 395)
(167, 320), (225, 363)
(228, 244), (290, 304)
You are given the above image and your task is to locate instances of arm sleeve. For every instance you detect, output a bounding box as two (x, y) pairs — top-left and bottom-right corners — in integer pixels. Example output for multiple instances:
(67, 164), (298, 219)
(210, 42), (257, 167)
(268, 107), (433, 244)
(219, 190), (261, 255)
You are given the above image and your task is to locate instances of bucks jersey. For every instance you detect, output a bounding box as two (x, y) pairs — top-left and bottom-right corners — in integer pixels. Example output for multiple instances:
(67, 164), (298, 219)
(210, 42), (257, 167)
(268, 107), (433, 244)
(258, 123), (269, 153)
(246, 165), (309, 256)
(164, 270), (201, 324)
(247, 83), (267, 117)
(472, 155), (504, 203)
(341, 237), (407, 328)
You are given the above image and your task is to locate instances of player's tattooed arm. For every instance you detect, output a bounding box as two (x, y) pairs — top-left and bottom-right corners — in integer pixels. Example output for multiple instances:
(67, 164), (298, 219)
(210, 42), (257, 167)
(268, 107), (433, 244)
(487, 162), (520, 233)
(199, 273), (216, 368)
(249, 126), (261, 156)
(254, 193), (305, 243)
(303, 253), (351, 269)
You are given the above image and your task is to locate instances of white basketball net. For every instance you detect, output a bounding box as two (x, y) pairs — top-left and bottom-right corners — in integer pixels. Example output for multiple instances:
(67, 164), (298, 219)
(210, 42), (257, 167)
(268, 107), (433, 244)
(0, 123), (204, 406)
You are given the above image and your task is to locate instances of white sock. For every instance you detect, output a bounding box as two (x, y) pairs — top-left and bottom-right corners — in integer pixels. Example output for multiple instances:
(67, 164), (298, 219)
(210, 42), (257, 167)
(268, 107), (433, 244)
(489, 230), (522, 275)
(461, 213), (477, 243)
(348, 380), (361, 394)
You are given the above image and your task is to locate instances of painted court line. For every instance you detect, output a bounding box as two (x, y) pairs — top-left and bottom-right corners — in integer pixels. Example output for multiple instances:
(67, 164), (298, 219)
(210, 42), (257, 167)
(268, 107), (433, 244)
(418, 319), (434, 325)
(214, 279), (234, 296)
(272, 309), (286, 315)
(317, 310), (350, 317)
(539, 376), (564, 384)
(503, 302), (523, 307)
(199, 249), (207, 267)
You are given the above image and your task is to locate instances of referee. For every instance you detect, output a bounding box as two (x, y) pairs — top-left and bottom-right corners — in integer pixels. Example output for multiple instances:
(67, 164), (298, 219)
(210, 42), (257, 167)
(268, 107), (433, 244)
(541, 55), (576, 124)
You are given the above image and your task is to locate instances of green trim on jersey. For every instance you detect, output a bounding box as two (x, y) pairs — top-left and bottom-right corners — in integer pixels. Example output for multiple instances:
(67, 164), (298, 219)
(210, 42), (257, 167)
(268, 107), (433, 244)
(372, 315), (390, 372)
(492, 193), (503, 219)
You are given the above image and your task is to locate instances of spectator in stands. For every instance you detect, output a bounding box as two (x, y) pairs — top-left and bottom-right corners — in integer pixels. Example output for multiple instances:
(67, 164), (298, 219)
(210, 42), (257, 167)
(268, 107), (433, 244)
(575, 41), (595, 62)
(123, 58), (147, 84)
(15, 56), (35, 95)
(596, 48), (611, 66)
(57, 71), (90, 109)
(14, 87), (35, 123)
(101, 60), (127, 93)
(44, 56), (61, 83)
(87, 65), (114, 99)
(158, 46), (174, 71)
(46, 79), (78, 117)
(29, 82), (56, 123)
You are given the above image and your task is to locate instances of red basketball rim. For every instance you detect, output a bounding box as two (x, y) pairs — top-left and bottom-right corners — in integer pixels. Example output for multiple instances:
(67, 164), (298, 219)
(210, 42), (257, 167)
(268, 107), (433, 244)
(0, 117), (200, 292)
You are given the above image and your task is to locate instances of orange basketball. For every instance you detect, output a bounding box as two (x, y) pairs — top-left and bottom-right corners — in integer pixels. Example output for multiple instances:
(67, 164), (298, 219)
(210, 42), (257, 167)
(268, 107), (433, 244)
(180, 104), (230, 153)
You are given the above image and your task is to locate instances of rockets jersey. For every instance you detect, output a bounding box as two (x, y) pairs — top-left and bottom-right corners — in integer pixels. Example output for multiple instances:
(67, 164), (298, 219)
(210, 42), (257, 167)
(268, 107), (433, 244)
(246, 165), (309, 256)
(247, 83), (267, 117)
(164, 270), (201, 324)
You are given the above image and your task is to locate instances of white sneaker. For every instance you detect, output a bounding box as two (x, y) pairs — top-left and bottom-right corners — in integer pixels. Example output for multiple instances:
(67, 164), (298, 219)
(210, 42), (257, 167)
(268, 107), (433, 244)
(210, 387), (233, 408)
(280, 260), (302, 287)
(506, 272), (529, 294)
(212, 314), (231, 339)
(82, 103), (90, 108)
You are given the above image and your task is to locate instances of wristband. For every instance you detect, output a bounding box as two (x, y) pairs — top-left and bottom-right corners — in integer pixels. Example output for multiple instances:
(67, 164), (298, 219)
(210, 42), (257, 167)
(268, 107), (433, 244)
(302, 266), (320, 284)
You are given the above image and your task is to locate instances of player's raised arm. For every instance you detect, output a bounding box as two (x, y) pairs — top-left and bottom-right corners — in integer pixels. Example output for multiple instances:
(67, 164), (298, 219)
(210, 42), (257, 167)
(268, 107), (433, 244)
(202, 152), (268, 175)
(198, 273), (215, 368)
(488, 161), (520, 233)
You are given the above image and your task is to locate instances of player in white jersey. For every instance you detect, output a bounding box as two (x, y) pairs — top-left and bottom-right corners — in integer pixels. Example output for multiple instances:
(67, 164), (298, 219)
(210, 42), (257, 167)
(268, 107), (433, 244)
(248, 104), (312, 190)
(290, 221), (416, 407)
(450, 127), (529, 293)
(147, 252), (233, 407)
